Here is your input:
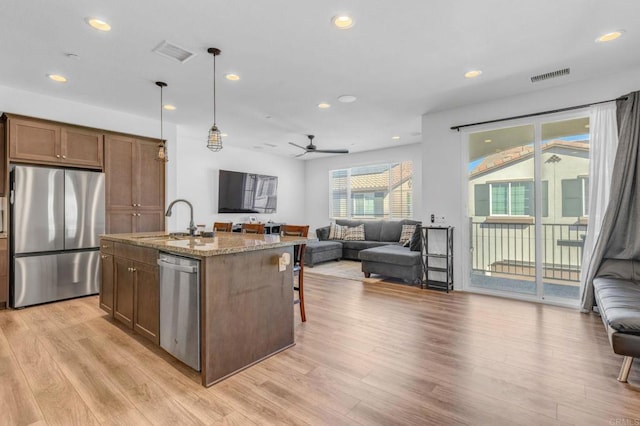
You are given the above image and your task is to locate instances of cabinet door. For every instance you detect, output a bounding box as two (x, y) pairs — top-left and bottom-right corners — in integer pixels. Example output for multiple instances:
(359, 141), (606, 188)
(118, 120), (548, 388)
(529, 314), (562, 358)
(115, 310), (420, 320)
(136, 139), (165, 211)
(8, 117), (61, 163)
(99, 253), (114, 316)
(105, 135), (135, 210)
(106, 210), (136, 234)
(0, 239), (7, 308)
(114, 257), (134, 328)
(134, 261), (159, 344)
(136, 210), (165, 233)
(61, 127), (104, 169)
(0, 122), (5, 196)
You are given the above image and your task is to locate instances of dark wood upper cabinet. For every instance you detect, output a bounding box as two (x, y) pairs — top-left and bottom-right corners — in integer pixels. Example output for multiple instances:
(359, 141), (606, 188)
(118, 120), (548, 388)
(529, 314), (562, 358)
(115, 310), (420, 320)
(0, 122), (5, 197)
(6, 114), (104, 169)
(105, 134), (165, 234)
(61, 126), (104, 168)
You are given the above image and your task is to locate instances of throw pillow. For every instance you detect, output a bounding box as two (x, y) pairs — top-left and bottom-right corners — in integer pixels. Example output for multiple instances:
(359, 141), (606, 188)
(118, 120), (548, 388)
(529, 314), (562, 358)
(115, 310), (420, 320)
(409, 224), (422, 251)
(329, 223), (347, 240)
(399, 224), (416, 245)
(343, 224), (365, 241)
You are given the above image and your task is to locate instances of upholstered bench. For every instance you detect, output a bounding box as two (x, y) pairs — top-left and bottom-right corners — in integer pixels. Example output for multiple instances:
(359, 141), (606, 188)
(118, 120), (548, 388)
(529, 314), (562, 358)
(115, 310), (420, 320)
(304, 241), (343, 267)
(359, 245), (422, 284)
(593, 258), (640, 382)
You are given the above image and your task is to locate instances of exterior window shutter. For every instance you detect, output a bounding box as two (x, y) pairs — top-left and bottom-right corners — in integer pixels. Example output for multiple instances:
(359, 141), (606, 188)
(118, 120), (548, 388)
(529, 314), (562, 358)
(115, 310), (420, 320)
(542, 181), (549, 217)
(474, 184), (490, 216)
(562, 179), (582, 217)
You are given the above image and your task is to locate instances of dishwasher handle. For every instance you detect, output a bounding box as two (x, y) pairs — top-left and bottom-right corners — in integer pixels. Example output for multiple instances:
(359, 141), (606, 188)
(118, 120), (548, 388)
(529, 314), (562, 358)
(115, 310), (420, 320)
(157, 258), (198, 274)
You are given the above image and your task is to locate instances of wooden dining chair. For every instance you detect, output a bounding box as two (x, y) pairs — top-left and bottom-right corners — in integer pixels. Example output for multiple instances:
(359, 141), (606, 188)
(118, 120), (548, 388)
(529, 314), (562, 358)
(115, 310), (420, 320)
(213, 221), (233, 232)
(281, 224), (309, 322)
(241, 223), (265, 234)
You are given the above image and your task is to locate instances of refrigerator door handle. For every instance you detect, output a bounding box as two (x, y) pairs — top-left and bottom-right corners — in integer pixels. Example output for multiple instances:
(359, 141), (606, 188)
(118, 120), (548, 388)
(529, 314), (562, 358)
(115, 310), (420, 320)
(10, 189), (14, 205)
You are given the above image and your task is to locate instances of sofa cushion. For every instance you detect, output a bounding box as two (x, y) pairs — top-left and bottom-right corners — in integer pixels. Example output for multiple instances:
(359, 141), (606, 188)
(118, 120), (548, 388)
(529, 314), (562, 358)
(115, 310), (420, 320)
(594, 277), (640, 335)
(359, 245), (422, 266)
(410, 224), (422, 251)
(343, 224), (365, 241)
(341, 240), (391, 251)
(329, 223), (348, 240)
(380, 221), (402, 242)
(399, 225), (416, 245)
(306, 240), (343, 253)
(316, 226), (330, 240)
(336, 219), (383, 241)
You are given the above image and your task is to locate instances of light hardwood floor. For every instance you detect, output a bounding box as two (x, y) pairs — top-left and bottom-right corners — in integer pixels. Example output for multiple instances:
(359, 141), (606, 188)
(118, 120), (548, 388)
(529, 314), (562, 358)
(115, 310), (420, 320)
(1, 273), (639, 425)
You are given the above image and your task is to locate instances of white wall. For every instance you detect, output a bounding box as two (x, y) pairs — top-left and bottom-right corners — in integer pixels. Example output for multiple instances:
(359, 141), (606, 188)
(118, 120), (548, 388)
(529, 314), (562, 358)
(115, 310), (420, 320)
(304, 143), (423, 233)
(422, 65), (640, 289)
(170, 131), (306, 231)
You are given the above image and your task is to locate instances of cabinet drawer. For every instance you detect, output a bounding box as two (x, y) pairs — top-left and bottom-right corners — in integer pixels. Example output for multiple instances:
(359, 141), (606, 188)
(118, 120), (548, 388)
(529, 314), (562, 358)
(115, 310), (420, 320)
(100, 239), (115, 254)
(114, 242), (157, 265)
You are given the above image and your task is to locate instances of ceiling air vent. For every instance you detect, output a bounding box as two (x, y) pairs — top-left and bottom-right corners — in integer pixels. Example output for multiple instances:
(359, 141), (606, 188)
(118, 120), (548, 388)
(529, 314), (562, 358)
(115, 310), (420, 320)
(530, 68), (570, 83)
(152, 40), (196, 63)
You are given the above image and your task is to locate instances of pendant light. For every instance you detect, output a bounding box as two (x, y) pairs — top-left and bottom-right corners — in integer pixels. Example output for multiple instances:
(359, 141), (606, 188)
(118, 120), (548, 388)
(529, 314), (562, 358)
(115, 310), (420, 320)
(207, 47), (223, 152)
(155, 81), (168, 162)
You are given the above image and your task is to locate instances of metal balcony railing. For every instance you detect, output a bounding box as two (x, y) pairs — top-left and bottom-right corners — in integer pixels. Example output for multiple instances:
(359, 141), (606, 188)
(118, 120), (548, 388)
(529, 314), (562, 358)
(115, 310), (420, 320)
(470, 220), (587, 282)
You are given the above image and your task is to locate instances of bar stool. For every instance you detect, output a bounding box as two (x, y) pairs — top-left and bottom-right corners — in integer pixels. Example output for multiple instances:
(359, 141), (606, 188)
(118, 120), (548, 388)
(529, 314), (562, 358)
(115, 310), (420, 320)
(242, 223), (265, 234)
(281, 225), (309, 322)
(213, 222), (233, 232)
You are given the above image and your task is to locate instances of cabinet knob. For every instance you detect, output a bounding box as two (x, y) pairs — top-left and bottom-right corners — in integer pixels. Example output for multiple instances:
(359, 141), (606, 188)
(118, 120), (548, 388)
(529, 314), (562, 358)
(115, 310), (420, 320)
(131, 268), (137, 272)
(101, 255), (108, 259)
(137, 213), (141, 217)
(132, 213), (136, 216)
(56, 154), (61, 158)
(62, 155), (67, 159)
(101, 244), (109, 249)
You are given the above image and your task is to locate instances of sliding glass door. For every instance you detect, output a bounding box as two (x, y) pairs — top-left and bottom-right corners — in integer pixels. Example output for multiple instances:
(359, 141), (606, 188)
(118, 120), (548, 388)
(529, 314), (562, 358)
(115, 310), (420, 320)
(466, 114), (589, 304)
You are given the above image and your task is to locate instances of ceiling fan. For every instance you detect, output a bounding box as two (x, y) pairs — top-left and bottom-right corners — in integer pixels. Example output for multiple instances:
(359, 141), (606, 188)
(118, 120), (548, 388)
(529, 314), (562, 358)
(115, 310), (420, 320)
(289, 135), (349, 157)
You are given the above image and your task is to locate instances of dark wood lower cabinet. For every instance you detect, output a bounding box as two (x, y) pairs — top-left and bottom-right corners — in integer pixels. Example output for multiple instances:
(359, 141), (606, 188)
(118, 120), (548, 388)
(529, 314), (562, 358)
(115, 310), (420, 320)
(114, 256), (134, 328)
(104, 239), (159, 344)
(99, 253), (114, 315)
(0, 239), (7, 308)
(133, 262), (159, 344)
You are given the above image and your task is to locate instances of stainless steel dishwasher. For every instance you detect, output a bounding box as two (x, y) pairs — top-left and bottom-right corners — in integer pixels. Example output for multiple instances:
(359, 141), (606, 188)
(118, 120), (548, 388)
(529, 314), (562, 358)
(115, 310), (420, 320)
(157, 253), (201, 371)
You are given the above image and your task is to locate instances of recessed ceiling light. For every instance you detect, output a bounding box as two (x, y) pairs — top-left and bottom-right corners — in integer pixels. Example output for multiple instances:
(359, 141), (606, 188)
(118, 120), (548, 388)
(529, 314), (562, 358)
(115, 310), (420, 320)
(596, 30), (624, 43)
(391, 136), (400, 140)
(332, 15), (355, 29)
(464, 70), (483, 79)
(163, 104), (176, 111)
(225, 73), (240, 81)
(47, 74), (67, 83)
(86, 18), (111, 32)
(484, 139), (492, 143)
(338, 95), (357, 103)
(318, 103), (331, 109)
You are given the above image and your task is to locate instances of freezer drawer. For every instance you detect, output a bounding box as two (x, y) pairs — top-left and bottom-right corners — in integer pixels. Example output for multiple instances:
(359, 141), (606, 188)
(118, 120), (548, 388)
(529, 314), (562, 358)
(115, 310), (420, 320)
(12, 250), (100, 308)
(158, 253), (201, 371)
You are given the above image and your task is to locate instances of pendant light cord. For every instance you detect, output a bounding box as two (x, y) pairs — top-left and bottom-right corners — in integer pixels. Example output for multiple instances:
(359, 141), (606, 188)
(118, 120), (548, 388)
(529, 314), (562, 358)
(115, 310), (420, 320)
(213, 53), (217, 125)
(160, 85), (164, 142)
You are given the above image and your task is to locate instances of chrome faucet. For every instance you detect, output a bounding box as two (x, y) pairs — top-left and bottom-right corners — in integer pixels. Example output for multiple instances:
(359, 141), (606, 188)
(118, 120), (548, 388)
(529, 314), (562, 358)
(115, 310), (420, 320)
(165, 199), (197, 236)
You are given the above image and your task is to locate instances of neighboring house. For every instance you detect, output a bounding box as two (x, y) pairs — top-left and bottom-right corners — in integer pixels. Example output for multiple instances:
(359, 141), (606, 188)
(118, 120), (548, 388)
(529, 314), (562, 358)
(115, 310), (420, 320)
(331, 161), (413, 219)
(468, 140), (589, 281)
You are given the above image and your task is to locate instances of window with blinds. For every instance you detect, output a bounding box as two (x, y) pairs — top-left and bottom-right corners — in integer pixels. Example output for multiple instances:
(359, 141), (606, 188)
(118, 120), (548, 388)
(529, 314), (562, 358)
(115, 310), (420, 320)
(329, 161), (413, 220)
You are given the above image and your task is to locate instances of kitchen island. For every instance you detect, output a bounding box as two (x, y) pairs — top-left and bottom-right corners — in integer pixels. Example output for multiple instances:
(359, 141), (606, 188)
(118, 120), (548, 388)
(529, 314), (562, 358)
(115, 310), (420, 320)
(99, 231), (310, 387)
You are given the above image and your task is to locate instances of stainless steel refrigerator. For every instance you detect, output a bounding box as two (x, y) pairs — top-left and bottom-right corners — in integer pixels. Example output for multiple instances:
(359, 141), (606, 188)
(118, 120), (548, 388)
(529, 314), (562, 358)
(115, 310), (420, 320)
(10, 165), (105, 308)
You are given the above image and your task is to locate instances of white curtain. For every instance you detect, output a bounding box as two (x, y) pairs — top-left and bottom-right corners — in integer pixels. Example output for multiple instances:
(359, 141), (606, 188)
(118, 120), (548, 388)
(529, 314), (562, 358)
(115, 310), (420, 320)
(579, 102), (618, 312)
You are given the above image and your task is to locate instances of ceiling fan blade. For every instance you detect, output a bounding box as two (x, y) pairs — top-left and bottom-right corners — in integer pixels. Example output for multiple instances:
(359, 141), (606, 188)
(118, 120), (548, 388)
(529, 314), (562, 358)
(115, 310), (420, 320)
(288, 142), (308, 150)
(313, 149), (350, 154)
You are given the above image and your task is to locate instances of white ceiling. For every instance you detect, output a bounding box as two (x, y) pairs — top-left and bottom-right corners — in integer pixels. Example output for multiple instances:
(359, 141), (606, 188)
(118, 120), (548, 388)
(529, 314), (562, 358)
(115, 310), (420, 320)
(1, 0), (638, 158)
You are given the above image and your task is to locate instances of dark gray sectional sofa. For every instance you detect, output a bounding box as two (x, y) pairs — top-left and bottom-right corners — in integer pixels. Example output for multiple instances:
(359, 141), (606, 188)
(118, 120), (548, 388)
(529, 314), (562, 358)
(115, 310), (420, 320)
(593, 258), (640, 382)
(306, 219), (422, 283)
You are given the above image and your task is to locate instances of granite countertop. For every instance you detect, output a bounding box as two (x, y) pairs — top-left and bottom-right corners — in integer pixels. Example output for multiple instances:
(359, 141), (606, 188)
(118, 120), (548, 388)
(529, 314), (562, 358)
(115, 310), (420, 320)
(100, 231), (314, 257)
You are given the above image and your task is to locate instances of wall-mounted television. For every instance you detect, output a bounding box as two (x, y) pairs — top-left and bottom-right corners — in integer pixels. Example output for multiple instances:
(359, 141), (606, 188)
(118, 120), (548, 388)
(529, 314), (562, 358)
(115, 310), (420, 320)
(218, 170), (278, 214)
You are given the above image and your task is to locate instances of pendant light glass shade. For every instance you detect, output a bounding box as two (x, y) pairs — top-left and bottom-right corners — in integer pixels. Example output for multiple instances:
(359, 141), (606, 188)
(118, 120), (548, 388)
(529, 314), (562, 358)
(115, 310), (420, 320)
(155, 81), (168, 162)
(207, 47), (223, 152)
